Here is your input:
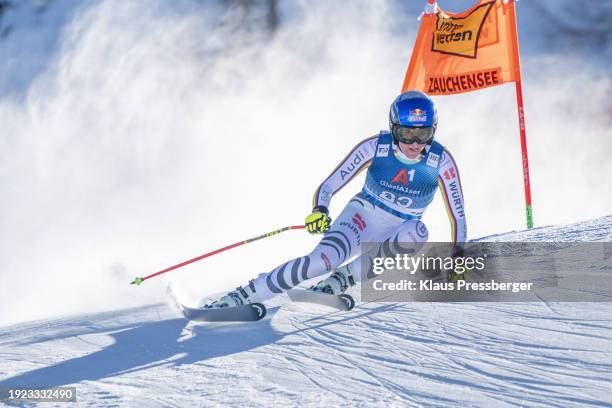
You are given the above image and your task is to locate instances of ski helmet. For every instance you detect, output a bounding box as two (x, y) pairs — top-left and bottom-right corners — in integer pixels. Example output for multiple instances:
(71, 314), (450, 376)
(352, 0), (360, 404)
(389, 90), (437, 145)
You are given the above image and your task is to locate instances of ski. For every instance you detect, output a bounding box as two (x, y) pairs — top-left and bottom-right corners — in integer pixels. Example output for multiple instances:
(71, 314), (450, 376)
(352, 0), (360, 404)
(179, 303), (267, 322)
(287, 289), (355, 311)
(166, 284), (266, 322)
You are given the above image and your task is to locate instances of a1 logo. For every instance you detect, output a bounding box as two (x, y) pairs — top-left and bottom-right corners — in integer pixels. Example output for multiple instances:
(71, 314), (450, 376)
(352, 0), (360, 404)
(391, 169), (415, 186)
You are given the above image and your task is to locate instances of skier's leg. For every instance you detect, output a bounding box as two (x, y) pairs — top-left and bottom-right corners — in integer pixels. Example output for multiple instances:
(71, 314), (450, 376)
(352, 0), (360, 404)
(203, 199), (385, 308)
(320, 219), (429, 292)
(250, 200), (375, 302)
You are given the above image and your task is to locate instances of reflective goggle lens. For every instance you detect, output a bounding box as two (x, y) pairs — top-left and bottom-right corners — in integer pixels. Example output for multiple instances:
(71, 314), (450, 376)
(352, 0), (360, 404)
(392, 126), (434, 144)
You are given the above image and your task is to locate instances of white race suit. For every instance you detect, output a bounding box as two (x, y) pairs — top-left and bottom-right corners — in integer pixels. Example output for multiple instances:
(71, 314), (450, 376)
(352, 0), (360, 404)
(252, 131), (467, 301)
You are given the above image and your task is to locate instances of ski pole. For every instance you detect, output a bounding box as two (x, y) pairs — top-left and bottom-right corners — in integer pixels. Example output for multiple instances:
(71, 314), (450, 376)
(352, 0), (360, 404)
(131, 225), (305, 285)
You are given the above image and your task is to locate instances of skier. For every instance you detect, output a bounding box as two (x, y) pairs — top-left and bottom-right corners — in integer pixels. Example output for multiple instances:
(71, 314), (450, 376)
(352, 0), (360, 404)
(204, 90), (467, 309)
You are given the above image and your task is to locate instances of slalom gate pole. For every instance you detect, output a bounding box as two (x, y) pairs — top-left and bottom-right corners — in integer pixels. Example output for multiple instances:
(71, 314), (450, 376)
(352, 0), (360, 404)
(514, 79), (534, 229)
(131, 225), (305, 285)
(510, 0), (534, 229)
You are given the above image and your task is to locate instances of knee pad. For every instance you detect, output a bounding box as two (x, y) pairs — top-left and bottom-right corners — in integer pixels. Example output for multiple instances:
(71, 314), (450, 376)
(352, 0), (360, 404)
(396, 220), (429, 243)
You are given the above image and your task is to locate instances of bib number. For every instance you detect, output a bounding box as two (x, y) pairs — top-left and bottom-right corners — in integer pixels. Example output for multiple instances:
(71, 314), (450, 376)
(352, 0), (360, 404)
(379, 191), (413, 208)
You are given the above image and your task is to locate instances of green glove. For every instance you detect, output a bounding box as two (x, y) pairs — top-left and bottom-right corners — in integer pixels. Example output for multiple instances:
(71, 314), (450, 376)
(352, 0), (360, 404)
(448, 245), (469, 282)
(305, 206), (331, 234)
(448, 266), (470, 283)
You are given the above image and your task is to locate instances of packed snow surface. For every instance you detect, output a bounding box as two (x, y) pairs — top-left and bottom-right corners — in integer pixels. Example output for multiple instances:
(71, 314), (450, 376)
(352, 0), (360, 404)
(1, 216), (611, 407)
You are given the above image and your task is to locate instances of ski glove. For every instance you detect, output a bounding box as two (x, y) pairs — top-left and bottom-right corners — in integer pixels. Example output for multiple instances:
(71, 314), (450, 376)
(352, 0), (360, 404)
(448, 245), (469, 282)
(305, 206), (331, 234)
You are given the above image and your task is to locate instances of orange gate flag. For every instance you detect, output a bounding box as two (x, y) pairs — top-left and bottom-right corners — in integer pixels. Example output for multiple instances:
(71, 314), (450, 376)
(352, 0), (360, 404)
(402, 0), (534, 229)
(402, 0), (520, 96)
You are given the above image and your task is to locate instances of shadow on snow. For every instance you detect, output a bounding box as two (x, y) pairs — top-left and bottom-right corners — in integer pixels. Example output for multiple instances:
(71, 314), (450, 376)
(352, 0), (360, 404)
(0, 305), (283, 388)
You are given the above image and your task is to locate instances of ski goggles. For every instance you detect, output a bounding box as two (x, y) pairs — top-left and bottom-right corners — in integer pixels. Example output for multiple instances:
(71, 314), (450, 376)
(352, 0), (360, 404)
(392, 125), (434, 144)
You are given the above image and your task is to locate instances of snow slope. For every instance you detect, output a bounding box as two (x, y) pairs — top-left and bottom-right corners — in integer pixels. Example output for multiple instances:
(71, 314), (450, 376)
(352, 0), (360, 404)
(1, 216), (611, 407)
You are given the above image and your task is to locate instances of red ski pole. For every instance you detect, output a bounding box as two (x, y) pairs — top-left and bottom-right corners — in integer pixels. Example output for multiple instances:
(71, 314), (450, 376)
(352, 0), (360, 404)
(131, 225), (305, 285)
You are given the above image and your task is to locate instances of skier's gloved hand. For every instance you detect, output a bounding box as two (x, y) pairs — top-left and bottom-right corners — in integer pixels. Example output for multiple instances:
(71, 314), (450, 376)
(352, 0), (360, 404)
(448, 245), (469, 282)
(305, 206), (331, 234)
(450, 245), (464, 258)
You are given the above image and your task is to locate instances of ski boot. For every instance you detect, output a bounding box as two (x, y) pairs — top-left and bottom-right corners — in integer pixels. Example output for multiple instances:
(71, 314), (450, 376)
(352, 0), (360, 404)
(309, 265), (355, 295)
(203, 280), (262, 309)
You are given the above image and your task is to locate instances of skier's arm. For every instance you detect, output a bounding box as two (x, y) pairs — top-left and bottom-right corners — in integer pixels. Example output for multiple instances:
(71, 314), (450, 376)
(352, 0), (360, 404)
(437, 149), (467, 246)
(312, 136), (378, 210)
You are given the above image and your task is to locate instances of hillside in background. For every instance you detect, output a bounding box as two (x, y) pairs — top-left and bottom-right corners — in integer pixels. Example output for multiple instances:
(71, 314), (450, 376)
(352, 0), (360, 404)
(1, 0), (611, 96)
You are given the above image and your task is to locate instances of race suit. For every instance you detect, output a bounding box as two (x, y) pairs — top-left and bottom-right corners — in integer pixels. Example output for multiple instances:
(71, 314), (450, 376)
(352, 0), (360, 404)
(251, 131), (467, 301)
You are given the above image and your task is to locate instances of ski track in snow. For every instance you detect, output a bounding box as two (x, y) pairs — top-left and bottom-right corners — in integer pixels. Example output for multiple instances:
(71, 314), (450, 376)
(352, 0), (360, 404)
(1, 216), (611, 407)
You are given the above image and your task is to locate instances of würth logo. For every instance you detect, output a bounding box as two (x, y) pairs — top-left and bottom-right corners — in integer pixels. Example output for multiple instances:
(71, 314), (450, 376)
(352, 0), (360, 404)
(352, 213), (366, 231)
(443, 167), (457, 180)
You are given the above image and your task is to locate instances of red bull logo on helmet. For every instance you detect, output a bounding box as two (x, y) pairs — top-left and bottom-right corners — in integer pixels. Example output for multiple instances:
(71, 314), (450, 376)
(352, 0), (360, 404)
(408, 108), (428, 124)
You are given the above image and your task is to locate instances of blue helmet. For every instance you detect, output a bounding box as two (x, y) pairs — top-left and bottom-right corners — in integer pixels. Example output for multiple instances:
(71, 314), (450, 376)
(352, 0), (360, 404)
(389, 91), (437, 145)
